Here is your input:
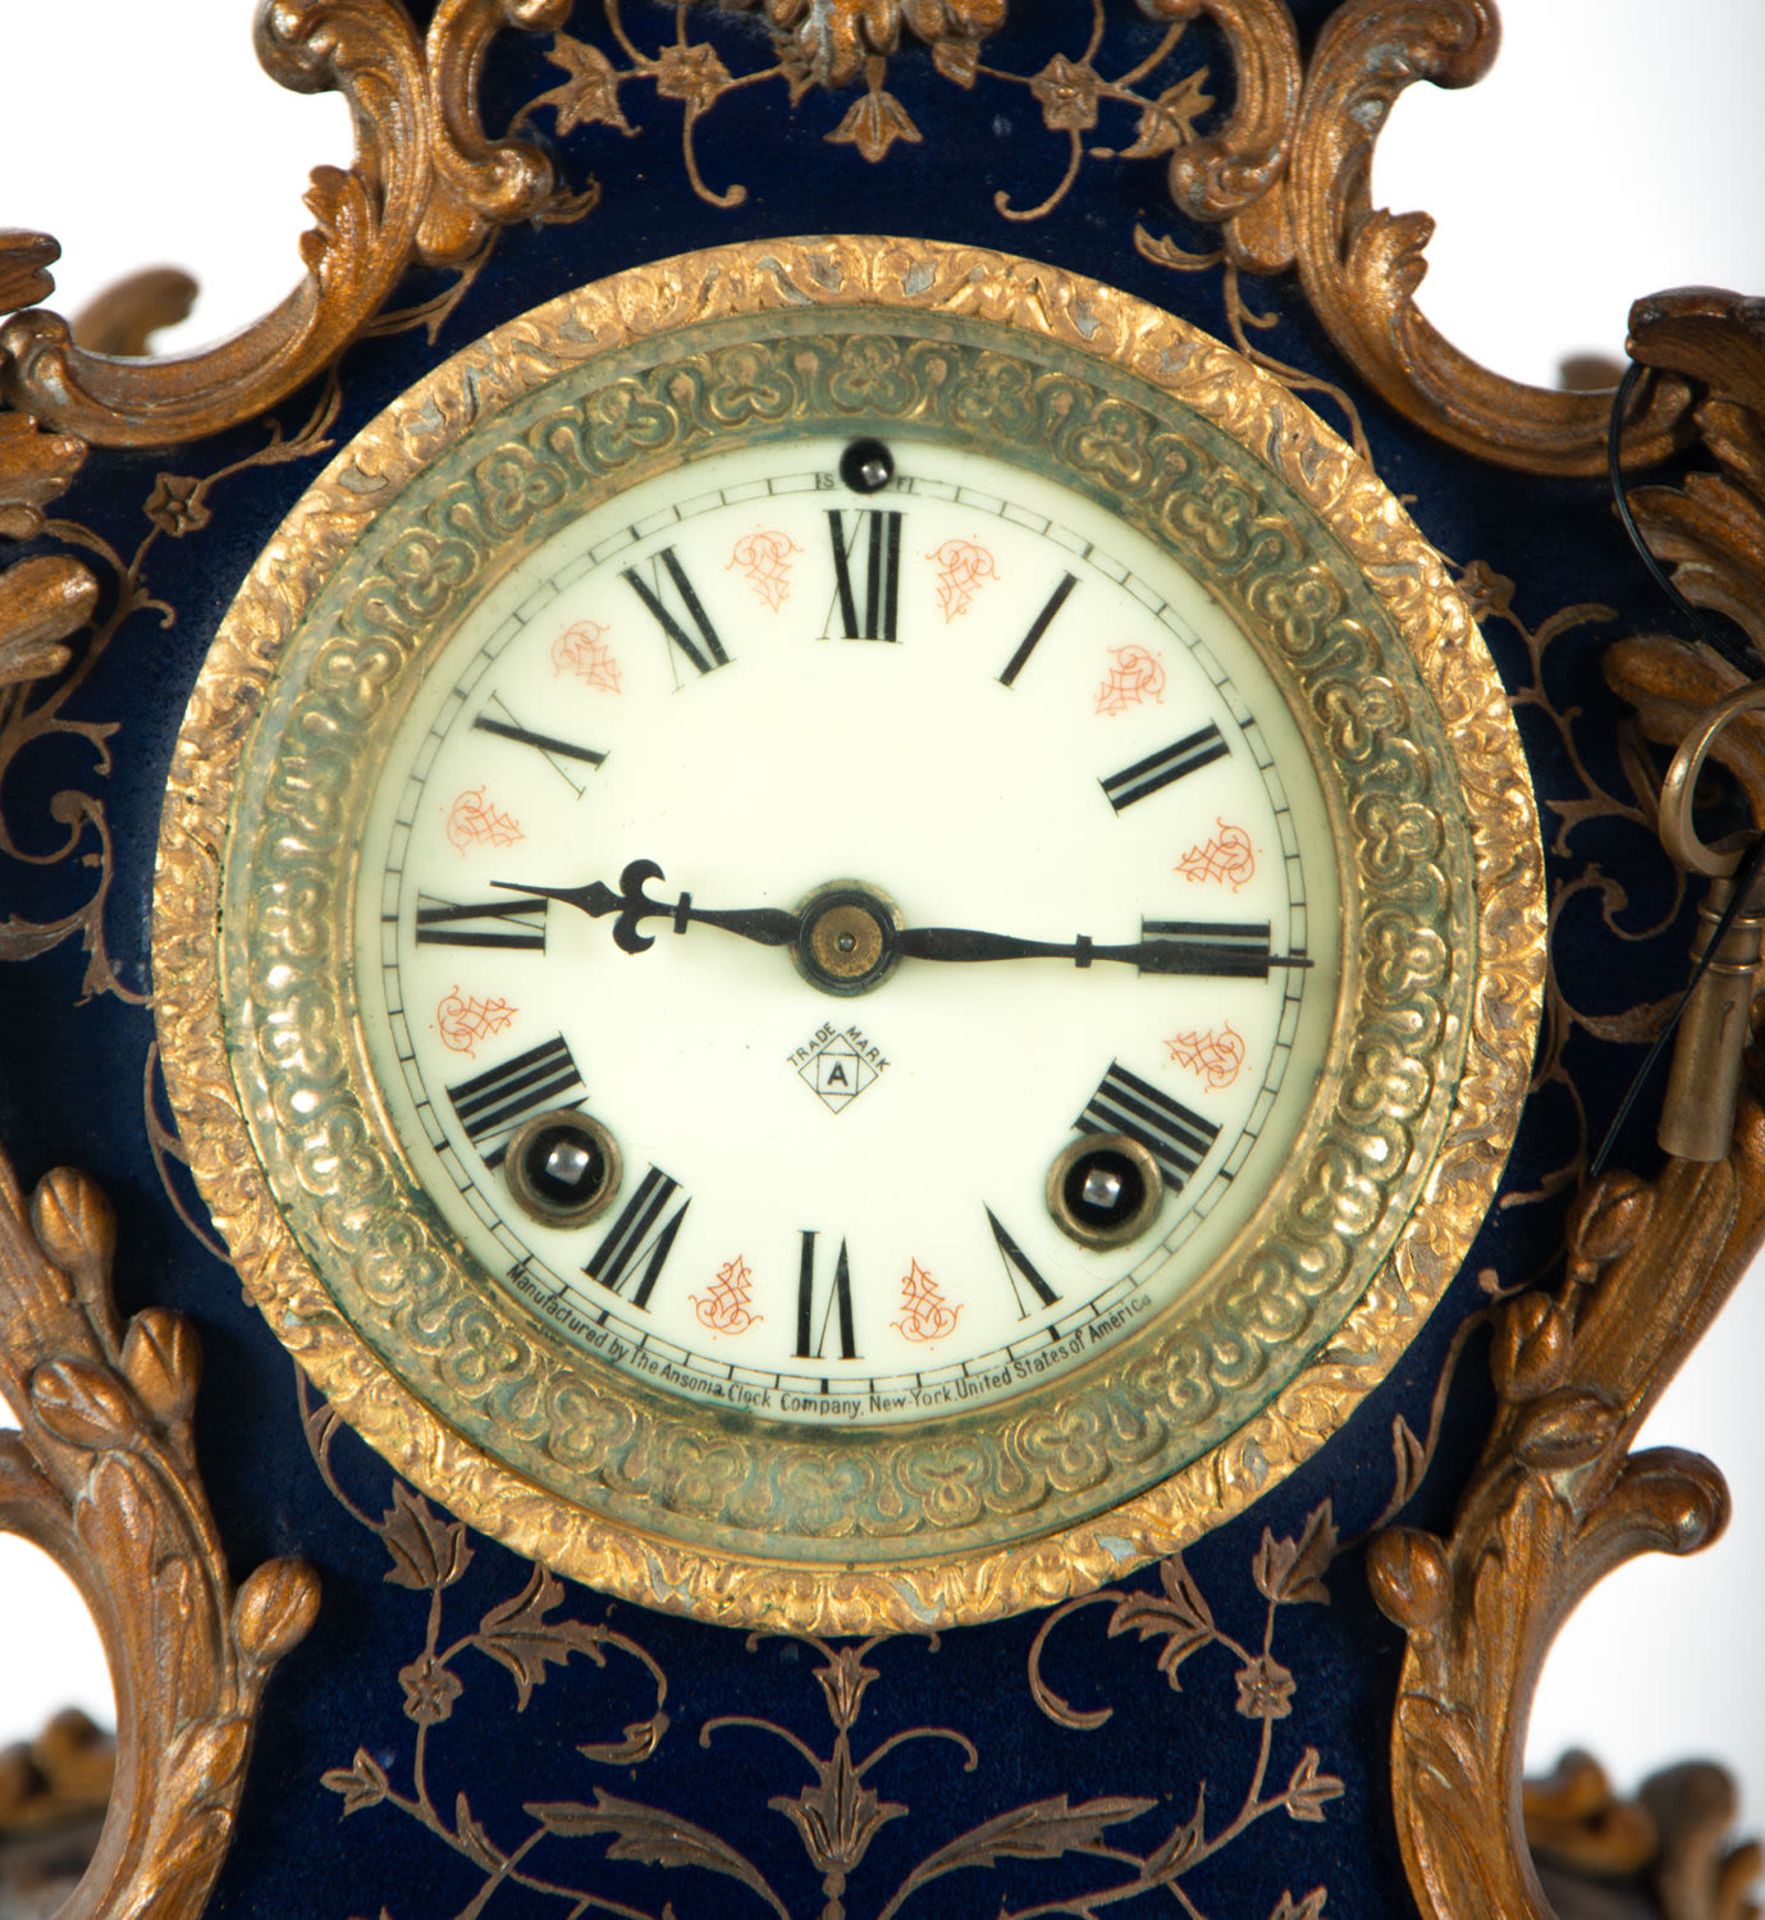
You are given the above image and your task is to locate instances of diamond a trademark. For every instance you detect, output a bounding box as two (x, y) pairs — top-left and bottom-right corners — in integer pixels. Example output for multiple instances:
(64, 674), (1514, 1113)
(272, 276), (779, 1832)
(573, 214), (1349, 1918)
(799, 1040), (879, 1114)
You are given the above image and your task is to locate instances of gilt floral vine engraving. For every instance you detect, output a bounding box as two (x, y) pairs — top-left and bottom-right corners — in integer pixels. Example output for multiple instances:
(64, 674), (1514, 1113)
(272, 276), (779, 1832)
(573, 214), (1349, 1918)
(307, 1367), (1352, 1920)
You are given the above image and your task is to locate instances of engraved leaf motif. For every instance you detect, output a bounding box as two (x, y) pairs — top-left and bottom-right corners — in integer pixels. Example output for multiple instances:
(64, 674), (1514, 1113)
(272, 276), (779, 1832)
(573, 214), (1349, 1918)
(455, 1792), (500, 1871)
(1389, 1415), (1427, 1511)
(1105, 1553), (1215, 1686)
(578, 1717), (670, 1767)
(472, 1565), (606, 1708)
(931, 34), (979, 86)
(379, 1481), (472, 1590)
(529, 1792), (781, 1909)
(1252, 1501), (1339, 1607)
(321, 1748), (389, 1816)
(1115, 67), (1215, 158)
(826, 88), (922, 164)
(769, 1745), (904, 1875)
(533, 35), (634, 133)
(1269, 1889), (1328, 1920)
(1132, 222), (1224, 273)
(1143, 1783), (1206, 1883)
(894, 1794), (1157, 1901)
(1284, 1748), (1346, 1823)
(813, 1644), (880, 1729)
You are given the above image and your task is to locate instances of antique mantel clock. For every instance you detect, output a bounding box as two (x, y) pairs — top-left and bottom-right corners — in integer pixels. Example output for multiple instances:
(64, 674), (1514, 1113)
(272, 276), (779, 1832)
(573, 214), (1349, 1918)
(2, 6), (1761, 1920)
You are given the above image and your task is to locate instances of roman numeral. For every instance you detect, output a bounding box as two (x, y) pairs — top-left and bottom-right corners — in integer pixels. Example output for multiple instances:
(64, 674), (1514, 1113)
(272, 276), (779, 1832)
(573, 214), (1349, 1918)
(795, 1230), (858, 1361)
(1139, 919), (1274, 979)
(473, 696), (605, 798)
(1100, 725), (1229, 811)
(1077, 1061), (1220, 1190)
(985, 1207), (1060, 1317)
(998, 572), (1078, 687)
(826, 510), (902, 642)
(583, 1166), (689, 1311)
(414, 892), (548, 951)
(623, 547), (729, 676)
(446, 1035), (584, 1167)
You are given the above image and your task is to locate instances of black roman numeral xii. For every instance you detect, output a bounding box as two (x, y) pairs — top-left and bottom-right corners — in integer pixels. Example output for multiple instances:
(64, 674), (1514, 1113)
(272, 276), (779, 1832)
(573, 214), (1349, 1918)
(826, 510), (902, 642)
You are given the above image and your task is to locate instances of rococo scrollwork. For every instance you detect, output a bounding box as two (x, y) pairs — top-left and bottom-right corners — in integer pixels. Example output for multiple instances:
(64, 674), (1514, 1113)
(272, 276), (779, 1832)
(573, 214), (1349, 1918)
(1371, 289), (1765, 1920)
(0, 1148), (319, 1920)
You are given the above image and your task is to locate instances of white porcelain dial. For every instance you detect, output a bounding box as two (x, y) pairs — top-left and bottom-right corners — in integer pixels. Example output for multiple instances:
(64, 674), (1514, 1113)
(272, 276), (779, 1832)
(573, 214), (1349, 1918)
(356, 432), (1341, 1427)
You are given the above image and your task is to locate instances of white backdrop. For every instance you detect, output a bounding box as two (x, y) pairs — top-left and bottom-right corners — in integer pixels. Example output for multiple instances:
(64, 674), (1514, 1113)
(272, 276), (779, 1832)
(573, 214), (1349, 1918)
(2, 0), (1763, 1837)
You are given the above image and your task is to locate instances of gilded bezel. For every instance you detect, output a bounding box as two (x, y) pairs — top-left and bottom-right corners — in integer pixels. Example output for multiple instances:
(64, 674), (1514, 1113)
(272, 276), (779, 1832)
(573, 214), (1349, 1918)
(153, 237), (1545, 1632)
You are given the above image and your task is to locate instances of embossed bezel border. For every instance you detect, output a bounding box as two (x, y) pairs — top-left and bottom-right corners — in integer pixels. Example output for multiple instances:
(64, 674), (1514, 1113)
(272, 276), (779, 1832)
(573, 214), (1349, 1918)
(153, 237), (1545, 1632)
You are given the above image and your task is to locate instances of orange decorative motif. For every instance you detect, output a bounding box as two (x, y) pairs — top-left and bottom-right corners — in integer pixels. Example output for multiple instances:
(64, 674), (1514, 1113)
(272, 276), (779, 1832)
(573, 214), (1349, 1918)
(692, 1256), (763, 1336)
(726, 528), (802, 611)
(1176, 819), (1257, 891)
(892, 1260), (961, 1343)
(435, 989), (517, 1058)
(1095, 644), (1166, 715)
(1165, 1024), (1246, 1092)
(445, 787), (523, 853)
(551, 619), (622, 692)
(927, 537), (998, 621)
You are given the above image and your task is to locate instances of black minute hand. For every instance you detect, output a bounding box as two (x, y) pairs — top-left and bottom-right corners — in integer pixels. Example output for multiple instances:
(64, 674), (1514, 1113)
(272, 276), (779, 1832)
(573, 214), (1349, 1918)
(896, 919), (1309, 979)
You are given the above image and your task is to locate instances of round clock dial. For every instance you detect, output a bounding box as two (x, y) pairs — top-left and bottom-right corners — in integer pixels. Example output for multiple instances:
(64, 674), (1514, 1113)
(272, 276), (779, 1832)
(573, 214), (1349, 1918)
(360, 434), (1339, 1426)
(156, 238), (1544, 1631)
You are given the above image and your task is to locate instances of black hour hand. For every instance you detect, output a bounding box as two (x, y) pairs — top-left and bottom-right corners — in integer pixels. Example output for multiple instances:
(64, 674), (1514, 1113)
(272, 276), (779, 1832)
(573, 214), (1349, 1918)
(496, 861), (799, 955)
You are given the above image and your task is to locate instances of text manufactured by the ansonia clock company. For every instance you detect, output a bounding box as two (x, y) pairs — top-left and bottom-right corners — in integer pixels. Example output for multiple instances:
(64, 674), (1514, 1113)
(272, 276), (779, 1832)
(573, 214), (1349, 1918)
(501, 1248), (1153, 1422)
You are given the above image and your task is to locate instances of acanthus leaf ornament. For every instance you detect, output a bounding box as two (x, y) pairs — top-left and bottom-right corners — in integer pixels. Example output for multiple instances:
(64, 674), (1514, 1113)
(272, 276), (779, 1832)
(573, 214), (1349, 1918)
(0, 1147), (319, 1920)
(1370, 1138), (1763, 1920)
(1372, 285), (1765, 1920)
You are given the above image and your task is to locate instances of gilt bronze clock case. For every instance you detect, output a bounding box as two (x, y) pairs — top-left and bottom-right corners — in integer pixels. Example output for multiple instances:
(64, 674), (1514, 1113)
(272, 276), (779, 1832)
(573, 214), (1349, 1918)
(2, 5), (1750, 1919)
